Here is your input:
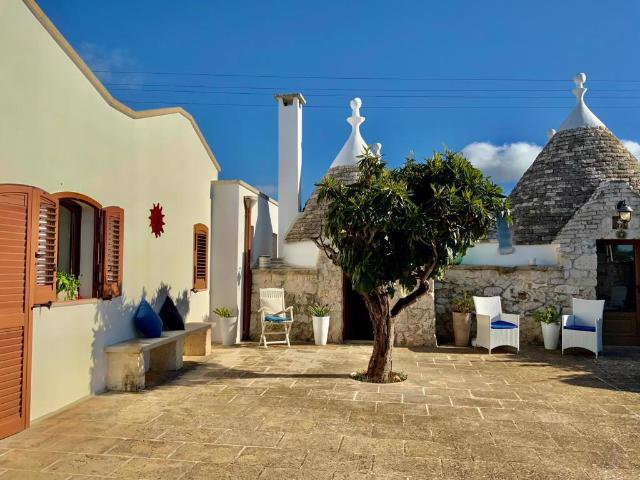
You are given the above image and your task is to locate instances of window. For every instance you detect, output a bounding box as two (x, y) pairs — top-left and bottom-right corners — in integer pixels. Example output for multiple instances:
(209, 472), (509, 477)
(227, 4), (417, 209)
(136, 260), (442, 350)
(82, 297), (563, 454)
(56, 197), (98, 298)
(193, 224), (208, 291)
(53, 193), (124, 301)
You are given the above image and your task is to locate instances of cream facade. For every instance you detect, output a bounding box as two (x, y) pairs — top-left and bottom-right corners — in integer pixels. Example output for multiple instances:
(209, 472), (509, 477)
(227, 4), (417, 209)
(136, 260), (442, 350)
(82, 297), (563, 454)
(211, 180), (278, 344)
(1, 0), (218, 421)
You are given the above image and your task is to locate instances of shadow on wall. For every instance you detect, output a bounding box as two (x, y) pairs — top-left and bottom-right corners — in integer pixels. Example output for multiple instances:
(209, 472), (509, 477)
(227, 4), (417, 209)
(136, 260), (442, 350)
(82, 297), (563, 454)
(252, 193), (274, 263)
(89, 282), (192, 393)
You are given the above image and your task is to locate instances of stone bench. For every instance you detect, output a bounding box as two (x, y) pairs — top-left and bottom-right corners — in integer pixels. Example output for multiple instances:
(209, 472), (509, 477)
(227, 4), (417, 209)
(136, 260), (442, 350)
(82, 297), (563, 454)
(105, 322), (211, 392)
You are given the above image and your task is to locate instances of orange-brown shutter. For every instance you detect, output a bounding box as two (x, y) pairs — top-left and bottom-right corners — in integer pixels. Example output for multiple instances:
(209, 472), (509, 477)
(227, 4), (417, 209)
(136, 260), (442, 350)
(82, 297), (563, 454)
(193, 224), (208, 291)
(0, 185), (35, 438)
(101, 207), (124, 299)
(32, 191), (58, 305)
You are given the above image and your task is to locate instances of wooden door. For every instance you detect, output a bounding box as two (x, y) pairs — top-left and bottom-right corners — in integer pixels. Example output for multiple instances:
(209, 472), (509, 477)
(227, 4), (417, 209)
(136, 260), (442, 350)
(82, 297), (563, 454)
(596, 240), (640, 346)
(0, 186), (34, 438)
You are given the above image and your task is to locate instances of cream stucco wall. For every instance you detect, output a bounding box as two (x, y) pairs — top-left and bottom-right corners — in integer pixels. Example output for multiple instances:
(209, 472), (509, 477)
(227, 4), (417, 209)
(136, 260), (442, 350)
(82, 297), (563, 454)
(210, 181), (278, 344)
(1, 1), (217, 420)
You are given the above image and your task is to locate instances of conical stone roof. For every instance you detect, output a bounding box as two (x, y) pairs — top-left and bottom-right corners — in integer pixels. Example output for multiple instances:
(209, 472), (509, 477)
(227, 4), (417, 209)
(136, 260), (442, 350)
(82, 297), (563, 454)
(509, 126), (640, 244)
(285, 164), (360, 242)
(286, 98), (370, 242)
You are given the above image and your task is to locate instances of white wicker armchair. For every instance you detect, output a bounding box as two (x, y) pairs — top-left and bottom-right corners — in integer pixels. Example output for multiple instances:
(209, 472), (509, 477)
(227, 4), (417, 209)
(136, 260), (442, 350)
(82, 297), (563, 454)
(473, 296), (520, 354)
(258, 288), (294, 348)
(562, 298), (604, 358)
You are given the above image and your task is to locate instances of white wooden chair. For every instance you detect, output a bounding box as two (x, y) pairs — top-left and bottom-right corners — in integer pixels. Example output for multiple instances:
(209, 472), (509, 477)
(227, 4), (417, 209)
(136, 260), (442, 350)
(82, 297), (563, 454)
(562, 298), (604, 358)
(258, 288), (294, 348)
(473, 296), (520, 354)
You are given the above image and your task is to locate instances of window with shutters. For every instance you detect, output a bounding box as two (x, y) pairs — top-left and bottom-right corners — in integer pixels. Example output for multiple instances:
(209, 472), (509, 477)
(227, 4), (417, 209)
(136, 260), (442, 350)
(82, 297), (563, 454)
(55, 196), (100, 299)
(53, 193), (123, 301)
(193, 224), (208, 291)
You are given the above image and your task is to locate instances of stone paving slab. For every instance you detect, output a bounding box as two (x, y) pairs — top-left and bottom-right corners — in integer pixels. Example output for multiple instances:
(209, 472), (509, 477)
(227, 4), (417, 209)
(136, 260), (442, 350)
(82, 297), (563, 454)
(0, 344), (639, 479)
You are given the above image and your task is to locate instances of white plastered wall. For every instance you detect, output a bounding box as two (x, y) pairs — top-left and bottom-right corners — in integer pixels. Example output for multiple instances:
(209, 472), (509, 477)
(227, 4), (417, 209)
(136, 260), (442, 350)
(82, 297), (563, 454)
(461, 243), (559, 267)
(0, 1), (217, 420)
(210, 181), (278, 344)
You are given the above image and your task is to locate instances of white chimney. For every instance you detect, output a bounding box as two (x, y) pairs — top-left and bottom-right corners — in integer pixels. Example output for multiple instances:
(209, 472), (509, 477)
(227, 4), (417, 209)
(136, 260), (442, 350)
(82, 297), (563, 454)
(275, 93), (305, 259)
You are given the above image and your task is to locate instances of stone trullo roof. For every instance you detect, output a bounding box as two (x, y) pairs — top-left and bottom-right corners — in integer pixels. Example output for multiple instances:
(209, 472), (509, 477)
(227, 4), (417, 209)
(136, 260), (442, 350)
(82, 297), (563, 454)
(285, 164), (361, 242)
(286, 98), (371, 242)
(509, 73), (640, 244)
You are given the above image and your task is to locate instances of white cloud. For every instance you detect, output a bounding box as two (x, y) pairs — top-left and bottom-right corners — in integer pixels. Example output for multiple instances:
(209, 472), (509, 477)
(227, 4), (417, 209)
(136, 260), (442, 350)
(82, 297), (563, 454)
(622, 140), (640, 160)
(77, 42), (142, 86)
(461, 141), (542, 183)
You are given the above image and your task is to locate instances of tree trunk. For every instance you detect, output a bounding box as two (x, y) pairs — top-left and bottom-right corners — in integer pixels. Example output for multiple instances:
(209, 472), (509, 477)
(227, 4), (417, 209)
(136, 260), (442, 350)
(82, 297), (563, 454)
(362, 290), (394, 382)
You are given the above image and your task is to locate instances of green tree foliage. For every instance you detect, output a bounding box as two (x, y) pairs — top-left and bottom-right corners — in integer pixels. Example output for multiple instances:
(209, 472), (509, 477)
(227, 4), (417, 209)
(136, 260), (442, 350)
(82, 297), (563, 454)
(317, 148), (507, 381)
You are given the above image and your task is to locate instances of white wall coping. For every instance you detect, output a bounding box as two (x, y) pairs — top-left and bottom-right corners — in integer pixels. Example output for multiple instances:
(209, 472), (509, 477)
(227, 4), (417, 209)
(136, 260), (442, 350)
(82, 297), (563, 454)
(212, 179), (279, 206)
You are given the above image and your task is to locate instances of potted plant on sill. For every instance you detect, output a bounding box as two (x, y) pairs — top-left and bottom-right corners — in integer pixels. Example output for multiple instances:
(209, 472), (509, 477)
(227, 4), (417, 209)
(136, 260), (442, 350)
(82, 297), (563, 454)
(533, 305), (560, 350)
(451, 292), (474, 347)
(308, 304), (330, 346)
(213, 307), (238, 346)
(56, 271), (80, 302)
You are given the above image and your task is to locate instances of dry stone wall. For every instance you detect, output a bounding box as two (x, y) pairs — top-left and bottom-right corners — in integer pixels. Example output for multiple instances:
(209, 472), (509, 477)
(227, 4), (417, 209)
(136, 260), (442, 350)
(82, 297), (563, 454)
(250, 254), (344, 343)
(555, 181), (640, 299)
(251, 254), (437, 347)
(435, 265), (567, 345)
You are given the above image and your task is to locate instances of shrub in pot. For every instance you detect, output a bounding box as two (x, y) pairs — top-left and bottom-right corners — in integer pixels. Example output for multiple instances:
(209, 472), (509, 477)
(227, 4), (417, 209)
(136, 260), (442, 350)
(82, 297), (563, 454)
(56, 271), (80, 301)
(213, 306), (238, 346)
(533, 305), (560, 350)
(308, 304), (330, 346)
(451, 292), (474, 347)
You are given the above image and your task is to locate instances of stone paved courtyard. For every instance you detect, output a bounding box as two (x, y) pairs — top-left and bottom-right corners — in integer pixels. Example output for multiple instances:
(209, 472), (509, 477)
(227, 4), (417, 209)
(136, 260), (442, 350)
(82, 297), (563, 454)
(1, 344), (639, 479)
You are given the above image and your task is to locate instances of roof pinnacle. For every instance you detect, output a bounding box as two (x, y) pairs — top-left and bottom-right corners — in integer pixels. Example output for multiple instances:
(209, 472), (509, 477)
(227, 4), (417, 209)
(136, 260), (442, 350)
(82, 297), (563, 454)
(558, 72), (606, 131)
(329, 97), (369, 168)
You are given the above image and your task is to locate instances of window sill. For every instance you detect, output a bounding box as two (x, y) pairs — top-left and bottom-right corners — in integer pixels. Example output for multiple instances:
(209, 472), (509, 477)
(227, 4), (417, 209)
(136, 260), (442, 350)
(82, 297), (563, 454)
(51, 298), (100, 308)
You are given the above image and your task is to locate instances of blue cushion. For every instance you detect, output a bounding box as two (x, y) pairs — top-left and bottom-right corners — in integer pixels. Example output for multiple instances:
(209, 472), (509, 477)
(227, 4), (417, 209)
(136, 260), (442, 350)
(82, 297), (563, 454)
(265, 314), (287, 323)
(564, 324), (596, 332)
(490, 320), (518, 330)
(134, 299), (163, 338)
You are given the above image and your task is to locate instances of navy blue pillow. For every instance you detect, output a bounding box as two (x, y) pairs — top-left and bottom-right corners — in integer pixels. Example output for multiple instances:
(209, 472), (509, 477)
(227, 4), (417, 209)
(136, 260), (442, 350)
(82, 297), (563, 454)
(134, 299), (163, 338)
(159, 296), (185, 331)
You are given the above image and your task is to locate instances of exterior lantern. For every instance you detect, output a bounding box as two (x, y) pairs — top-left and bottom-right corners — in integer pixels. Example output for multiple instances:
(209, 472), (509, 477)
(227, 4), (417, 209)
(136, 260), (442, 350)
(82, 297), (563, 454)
(616, 200), (633, 223)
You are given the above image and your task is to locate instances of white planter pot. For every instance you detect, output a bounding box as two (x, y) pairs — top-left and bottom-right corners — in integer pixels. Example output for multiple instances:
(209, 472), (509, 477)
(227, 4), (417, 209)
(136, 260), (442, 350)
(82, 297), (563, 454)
(219, 316), (238, 346)
(541, 322), (560, 350)
(312, 316), (330, 345)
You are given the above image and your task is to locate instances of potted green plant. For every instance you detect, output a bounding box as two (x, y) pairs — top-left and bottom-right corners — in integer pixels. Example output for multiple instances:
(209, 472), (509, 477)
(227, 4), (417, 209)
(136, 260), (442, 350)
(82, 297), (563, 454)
(308, 304), (330, 345)
(56, 271), (80, 301)
(533, 305), (560, 350)
(213, 307), (237, 346)
(451, 292), (474, 347)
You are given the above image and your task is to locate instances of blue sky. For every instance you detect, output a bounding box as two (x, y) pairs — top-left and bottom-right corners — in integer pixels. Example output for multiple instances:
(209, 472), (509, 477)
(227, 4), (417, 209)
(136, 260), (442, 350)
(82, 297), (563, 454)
(39, 0), (640, 201)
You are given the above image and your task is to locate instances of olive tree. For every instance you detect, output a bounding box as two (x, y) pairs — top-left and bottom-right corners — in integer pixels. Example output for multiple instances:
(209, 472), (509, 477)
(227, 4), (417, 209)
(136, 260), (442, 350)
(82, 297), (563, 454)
(316, 149), (507, 382)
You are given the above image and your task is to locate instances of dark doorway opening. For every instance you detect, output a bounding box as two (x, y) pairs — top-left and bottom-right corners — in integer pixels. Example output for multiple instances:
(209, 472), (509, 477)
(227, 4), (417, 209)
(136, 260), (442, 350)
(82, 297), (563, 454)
(342, 275), (373, 341)
(596, 240), (640, 346)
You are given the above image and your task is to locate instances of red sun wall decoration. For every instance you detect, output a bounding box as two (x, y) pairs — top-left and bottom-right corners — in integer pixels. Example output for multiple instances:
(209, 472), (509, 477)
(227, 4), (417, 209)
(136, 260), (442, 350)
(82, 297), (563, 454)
(149, 203), (165, 237)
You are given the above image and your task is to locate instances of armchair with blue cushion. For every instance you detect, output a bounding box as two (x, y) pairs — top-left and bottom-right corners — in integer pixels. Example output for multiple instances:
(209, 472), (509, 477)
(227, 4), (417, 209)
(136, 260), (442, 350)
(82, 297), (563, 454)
(258, 288), (294, 348)
(473, 296), (520, 354)
(561, 298), (604, 358)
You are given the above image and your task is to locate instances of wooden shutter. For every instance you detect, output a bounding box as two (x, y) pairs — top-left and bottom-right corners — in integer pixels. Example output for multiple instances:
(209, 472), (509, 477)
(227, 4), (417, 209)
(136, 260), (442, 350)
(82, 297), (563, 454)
(193, 224), (208, 291)
(101, 207), (124, 299)
(0, 185), (34, 438)
(32, 191), (58, 305)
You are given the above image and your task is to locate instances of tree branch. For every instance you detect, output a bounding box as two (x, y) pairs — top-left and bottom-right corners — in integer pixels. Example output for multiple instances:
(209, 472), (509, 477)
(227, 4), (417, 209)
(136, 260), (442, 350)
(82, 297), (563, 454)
(314, 233), (338, 264)
(390, 261), (437, 318)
